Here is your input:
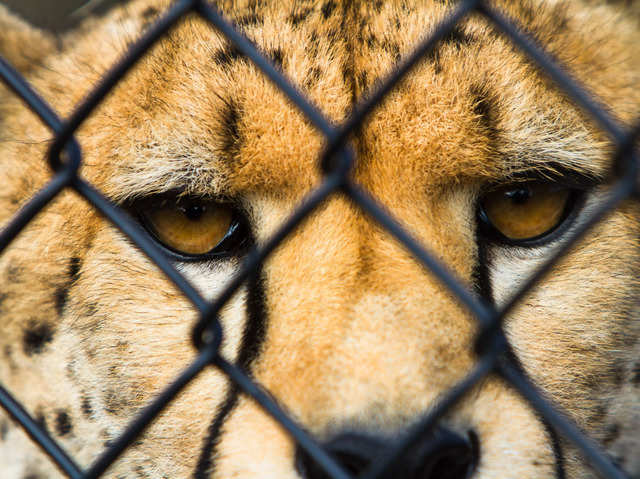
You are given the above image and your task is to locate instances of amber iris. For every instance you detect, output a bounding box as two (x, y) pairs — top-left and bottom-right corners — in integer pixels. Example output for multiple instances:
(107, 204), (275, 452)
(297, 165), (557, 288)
(480, 182), (572, 241)
(142, 198), (234, 255)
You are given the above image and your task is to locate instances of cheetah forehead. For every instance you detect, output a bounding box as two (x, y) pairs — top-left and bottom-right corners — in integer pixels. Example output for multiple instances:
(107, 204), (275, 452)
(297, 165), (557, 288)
(52, 0), (639, 202)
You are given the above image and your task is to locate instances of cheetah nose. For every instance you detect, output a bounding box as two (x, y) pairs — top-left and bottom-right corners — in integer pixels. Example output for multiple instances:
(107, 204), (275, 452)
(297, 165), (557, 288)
(295, 426), (478, 479)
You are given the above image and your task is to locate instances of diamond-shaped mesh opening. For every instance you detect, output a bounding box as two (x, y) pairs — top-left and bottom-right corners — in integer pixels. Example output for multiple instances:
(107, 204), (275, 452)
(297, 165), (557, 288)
(0, 1), (638, 478)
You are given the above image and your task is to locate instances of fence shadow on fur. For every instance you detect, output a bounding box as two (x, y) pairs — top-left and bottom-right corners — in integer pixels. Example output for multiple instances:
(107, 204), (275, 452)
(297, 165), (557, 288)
(0, 0), (638, 478)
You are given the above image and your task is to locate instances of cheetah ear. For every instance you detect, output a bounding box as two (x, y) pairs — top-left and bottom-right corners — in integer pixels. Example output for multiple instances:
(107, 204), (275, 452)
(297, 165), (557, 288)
(0, 4), (59, 75)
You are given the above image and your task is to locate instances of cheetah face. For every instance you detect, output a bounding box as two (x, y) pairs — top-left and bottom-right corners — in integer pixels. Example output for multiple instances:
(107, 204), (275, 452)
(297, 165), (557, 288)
(0, 1), (638, 478)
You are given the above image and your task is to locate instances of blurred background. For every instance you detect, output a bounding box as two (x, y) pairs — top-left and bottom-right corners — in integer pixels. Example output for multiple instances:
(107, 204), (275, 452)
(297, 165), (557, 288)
(1, 0), (122, 31)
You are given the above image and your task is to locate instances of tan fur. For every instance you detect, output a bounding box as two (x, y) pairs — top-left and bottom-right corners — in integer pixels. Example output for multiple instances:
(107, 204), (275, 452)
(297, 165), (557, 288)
(0, 1), (638, 478)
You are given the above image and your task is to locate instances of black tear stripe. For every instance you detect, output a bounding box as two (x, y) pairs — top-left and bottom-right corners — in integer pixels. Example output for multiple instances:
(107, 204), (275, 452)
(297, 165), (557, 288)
(472, 237), (493, 302)
(194, 266), (269, 479)
(473, 242), (564, 477)
(500, 348), (566, 479)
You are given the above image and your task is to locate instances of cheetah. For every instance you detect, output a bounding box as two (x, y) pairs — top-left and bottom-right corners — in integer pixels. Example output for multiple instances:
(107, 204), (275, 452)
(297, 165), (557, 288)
(0, 0), (638, 478)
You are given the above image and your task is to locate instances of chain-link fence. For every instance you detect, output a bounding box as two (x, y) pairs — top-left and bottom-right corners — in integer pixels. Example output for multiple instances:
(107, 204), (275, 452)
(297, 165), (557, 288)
(0, 0), (638, 478)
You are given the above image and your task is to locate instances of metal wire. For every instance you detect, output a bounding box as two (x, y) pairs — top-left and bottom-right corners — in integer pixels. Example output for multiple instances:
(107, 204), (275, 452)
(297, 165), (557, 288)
(0, 0), (636, 478)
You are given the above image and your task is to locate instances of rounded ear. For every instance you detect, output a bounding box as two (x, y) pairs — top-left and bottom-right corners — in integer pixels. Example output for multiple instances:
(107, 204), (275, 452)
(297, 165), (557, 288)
(0, 4), (59, 75)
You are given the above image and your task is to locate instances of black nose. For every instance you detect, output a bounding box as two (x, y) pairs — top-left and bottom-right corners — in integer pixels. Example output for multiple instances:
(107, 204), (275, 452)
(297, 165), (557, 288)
(295, 426), (478, 479)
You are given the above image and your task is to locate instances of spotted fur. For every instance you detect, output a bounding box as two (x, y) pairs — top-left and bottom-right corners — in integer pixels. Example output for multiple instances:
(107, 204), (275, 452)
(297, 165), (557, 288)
(0, 1), (638, 478)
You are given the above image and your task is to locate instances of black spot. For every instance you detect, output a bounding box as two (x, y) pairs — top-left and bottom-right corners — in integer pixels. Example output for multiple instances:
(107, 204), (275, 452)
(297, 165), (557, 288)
(325, 28), (339, 43)
(632, 362), (640, 386)
(135, 465), (150, 478)
(104, 389), (126, 416)
(611, 362), (625, 386)
(65, 360), (76, 380)
(321, 0), (337, 19)
(69, 256), (81, 280)
(424, 26), (475, 70)
(81, 394), (94, 420)
(306, 30), (320, 57)
(592, 403), (608, 423)
(268, 48), (284, 69)
(305, 66), (322, 89)
(358, 70), (369, 92)
(289, 7), (312, 26)
(3, 345), (19, 375)
(441, 26), (475, 48)
(141, 7), (158, 19)
(382, 40), (401, 63)
(603, 423), (621, 445)
(473, 93), (492, 122)
(341, 63), (356, 102)
(23, 474), (43, 479)
(55, 410), (72, 436)
(0, 419), (8, 440)
(22, 320), (54, 356)
(55, 256), (82, 316)
(0, 292), (8, 309)
(471, 85), (500, 147)
(219, 98), (242, 161)
(548, 3), (569, 31)
(6, 264), (23, 283)
(235, 13), (263, 27)
(35, 411), (47, 433)
(82, 302), (99, 317)
(213, 46), (245, 67)
(54, 287), (69, 316)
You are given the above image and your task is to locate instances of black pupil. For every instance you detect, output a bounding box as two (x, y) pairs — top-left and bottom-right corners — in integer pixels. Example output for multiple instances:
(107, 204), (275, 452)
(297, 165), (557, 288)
(505, 187), (531, 205)
(182, 202), (206, 221)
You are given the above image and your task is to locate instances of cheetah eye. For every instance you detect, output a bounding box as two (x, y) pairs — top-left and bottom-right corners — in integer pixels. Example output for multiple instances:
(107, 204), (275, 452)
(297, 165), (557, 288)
(135, 195), (248, 259)
(478, 181), (580, 244)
